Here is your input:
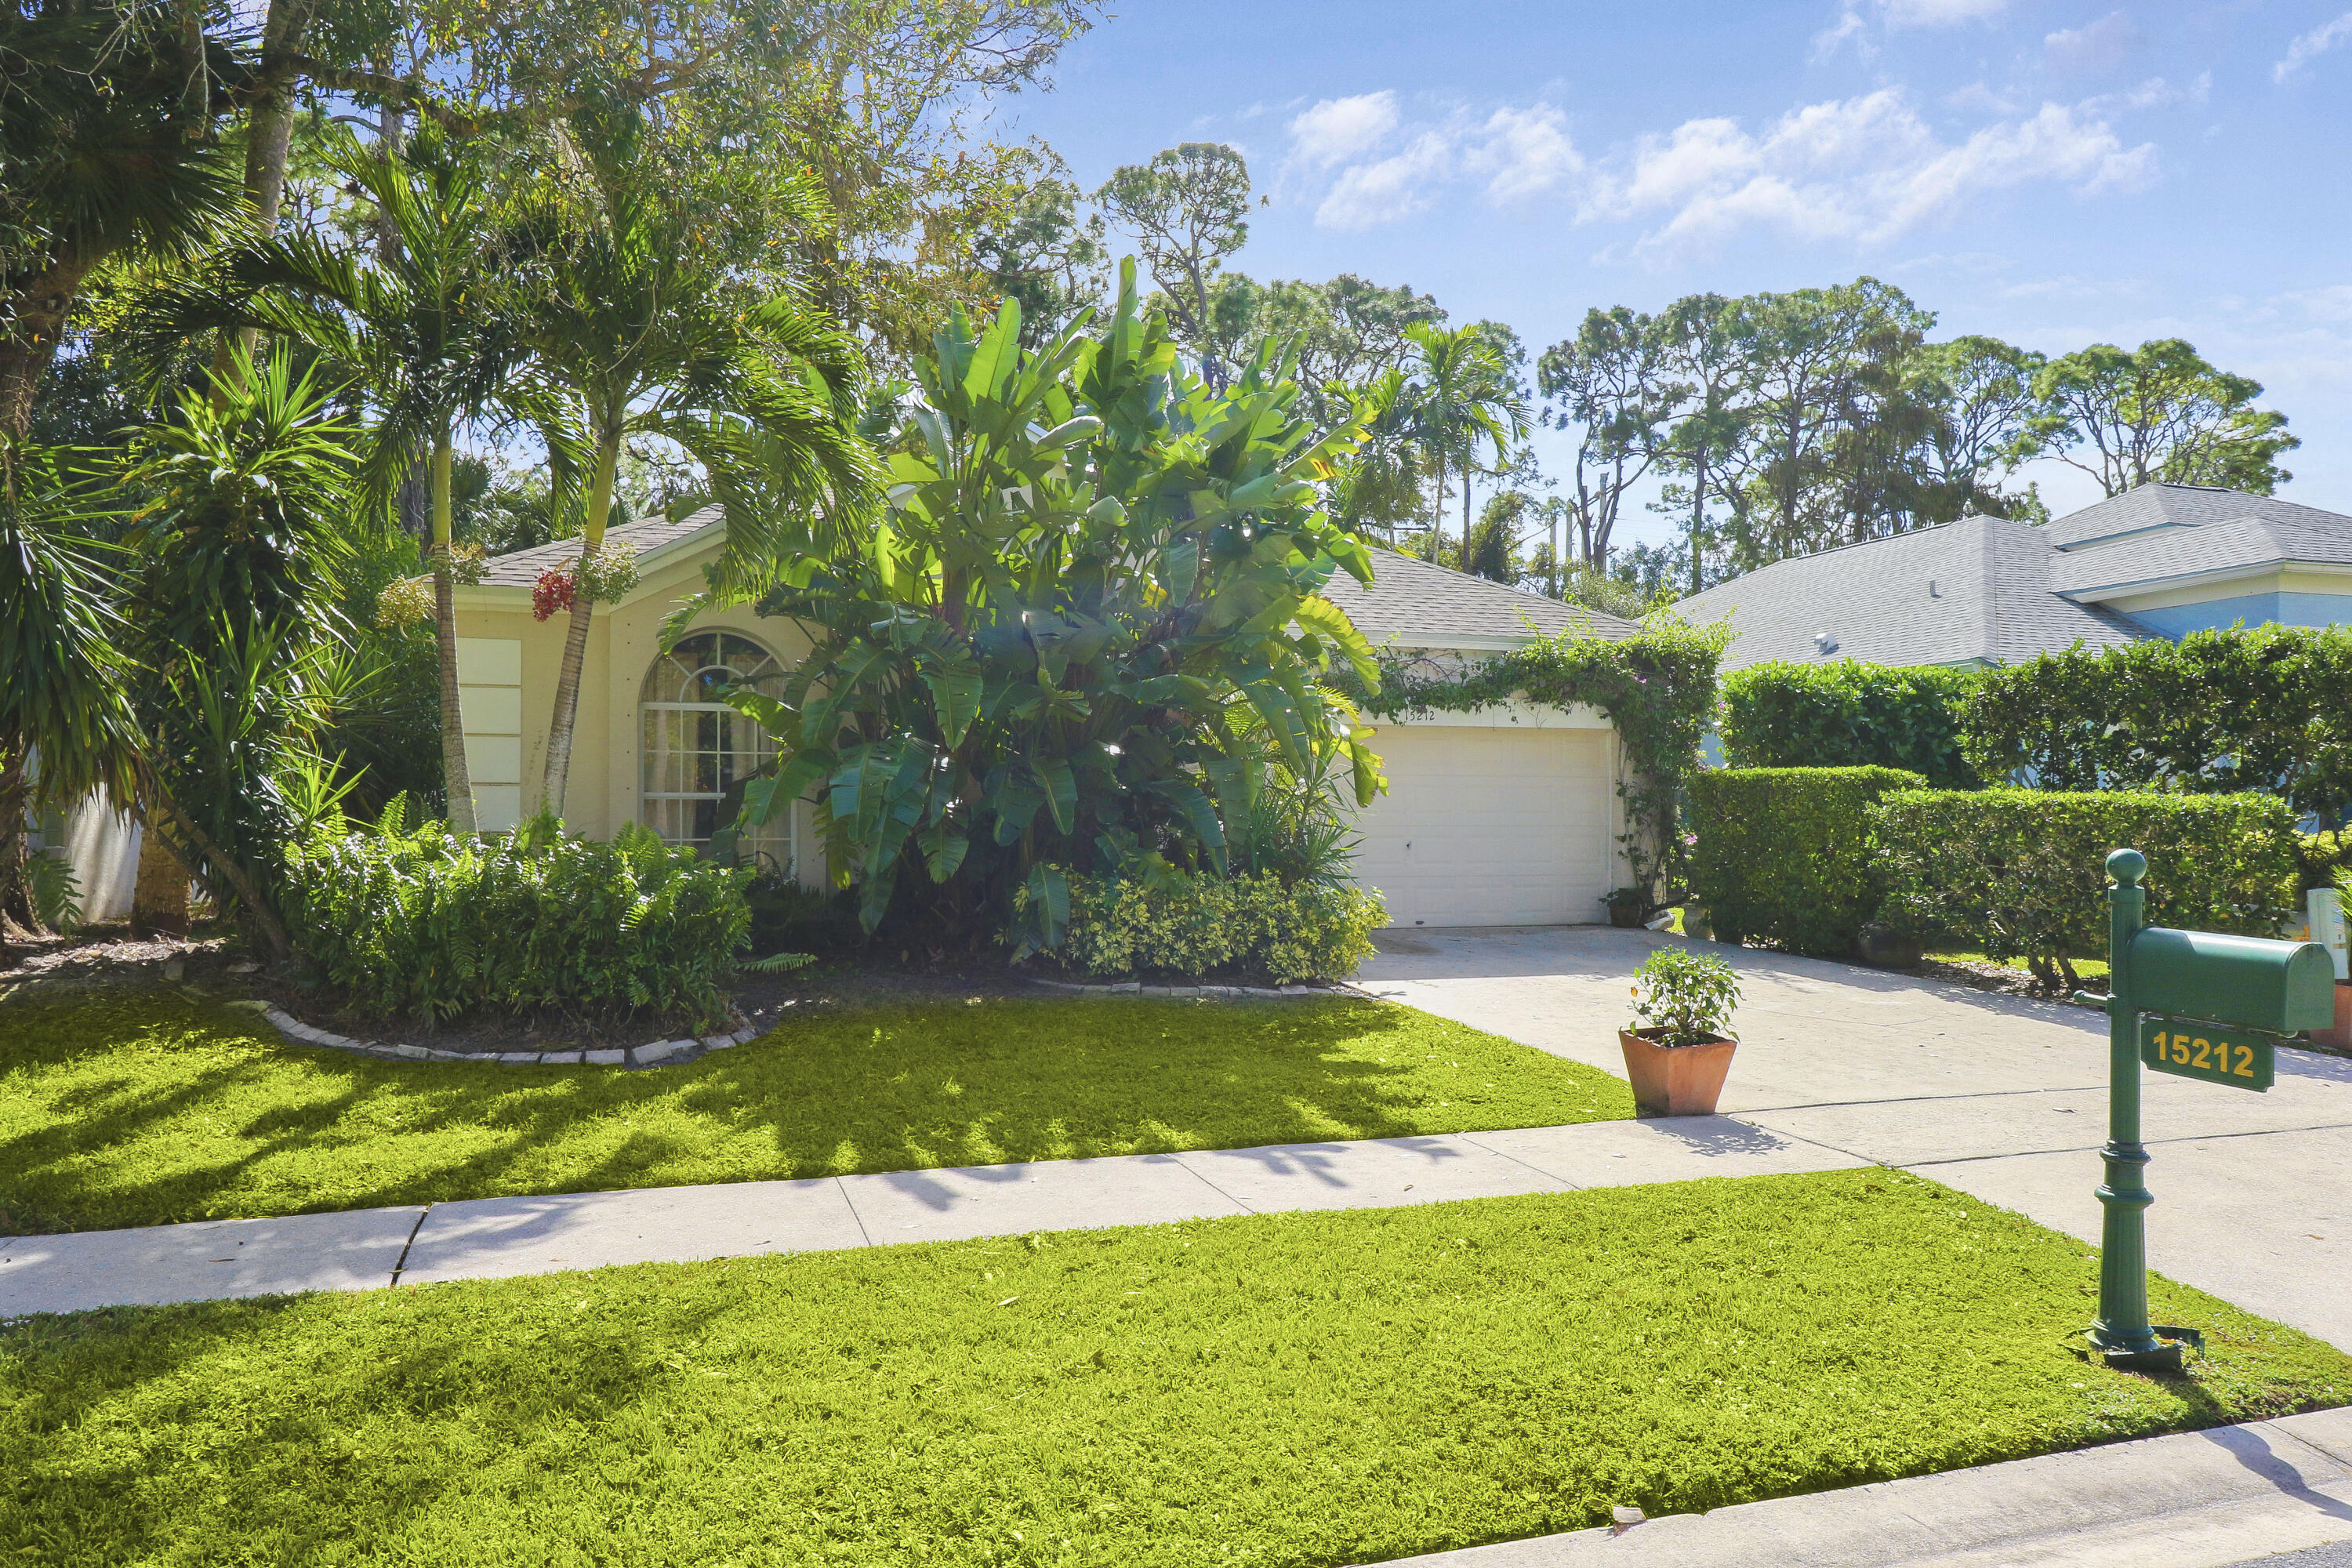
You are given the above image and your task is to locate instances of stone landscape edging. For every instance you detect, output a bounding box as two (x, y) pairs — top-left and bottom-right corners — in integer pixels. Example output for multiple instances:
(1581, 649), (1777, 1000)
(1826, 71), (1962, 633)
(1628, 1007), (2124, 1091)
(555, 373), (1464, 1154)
(1026, 978), (1356, 1000)
(235, 1000), (761, 1069)
(236, 977), (1359, 1069)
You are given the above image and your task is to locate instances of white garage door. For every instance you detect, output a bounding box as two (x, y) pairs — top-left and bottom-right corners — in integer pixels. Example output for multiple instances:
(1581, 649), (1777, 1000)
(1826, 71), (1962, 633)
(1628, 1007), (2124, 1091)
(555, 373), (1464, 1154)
(1348, 724), (1615, 927)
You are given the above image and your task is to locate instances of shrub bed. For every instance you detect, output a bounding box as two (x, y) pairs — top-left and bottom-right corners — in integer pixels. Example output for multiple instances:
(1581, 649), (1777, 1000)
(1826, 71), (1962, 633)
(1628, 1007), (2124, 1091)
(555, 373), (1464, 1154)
(1687, 767), (1926, 956)
(1719, 661), (1980, 787)
(280, 804), (751, 1026)
(1869, 789), (2301, 989)
(1034, 870), (1387, 985)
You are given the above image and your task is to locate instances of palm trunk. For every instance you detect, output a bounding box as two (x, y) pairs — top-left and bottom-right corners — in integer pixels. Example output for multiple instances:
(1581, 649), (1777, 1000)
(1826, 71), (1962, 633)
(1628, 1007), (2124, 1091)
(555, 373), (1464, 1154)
(131, 804), (190, 938)
(209, 0), (317, 387)
(137, 759), (292, 960)
(1, 256), (94, 438)
(0, 753), (30, 960)
(539, 434), (620, 819)
(431, 436), (477, 833)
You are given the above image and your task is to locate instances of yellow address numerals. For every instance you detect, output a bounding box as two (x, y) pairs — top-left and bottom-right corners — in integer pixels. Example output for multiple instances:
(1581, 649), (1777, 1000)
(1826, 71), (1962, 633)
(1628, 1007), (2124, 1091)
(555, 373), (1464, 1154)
(2147, 1029), (2260, 1079)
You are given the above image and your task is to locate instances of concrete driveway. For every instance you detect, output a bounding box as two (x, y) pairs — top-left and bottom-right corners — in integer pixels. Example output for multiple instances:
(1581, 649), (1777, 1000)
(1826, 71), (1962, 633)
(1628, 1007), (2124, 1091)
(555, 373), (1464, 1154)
(1359, 926), (2352, 1351)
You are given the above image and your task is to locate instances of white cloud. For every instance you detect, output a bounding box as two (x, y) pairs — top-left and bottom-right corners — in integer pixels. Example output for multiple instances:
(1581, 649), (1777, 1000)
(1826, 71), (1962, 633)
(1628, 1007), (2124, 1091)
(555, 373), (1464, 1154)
(2285, 284), (2352, 323)
(1577, 90), (2156, 256)
(1881, 0), (2008, 23)
(1314, 130), (1454, 230)
(1465, 105), (1584, 201)
(1817, 0), (2006, 57)
(1296, 102), (1584, 229)
(2276, 10), (2352, 82)
(2044, 11), (2144, 74)
(1287, 86), (2159, 252)
(1286, 92), (1399, 169)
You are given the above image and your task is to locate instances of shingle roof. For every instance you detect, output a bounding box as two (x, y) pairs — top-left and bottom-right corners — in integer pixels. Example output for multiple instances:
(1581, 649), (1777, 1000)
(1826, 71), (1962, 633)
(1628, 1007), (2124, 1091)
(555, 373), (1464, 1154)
(2043, 483), (2352, 550)
(1678, 514), (2147, 671)
(480, 519), (1610, 650)
(2053, 513), (2352, 596)
(477, 506), (723, 587)
(1318, 547), (1639, 646)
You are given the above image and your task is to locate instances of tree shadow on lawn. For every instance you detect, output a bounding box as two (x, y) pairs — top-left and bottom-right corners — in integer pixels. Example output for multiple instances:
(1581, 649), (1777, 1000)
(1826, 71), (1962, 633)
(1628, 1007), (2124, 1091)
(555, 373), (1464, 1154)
(9, 1175), (2348, 1566)
(2, 995), (1631, 1232)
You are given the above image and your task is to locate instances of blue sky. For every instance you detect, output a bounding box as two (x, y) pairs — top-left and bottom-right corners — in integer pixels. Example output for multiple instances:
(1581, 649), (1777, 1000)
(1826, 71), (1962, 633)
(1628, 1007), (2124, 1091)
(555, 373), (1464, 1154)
(989, 0), (2352, 554)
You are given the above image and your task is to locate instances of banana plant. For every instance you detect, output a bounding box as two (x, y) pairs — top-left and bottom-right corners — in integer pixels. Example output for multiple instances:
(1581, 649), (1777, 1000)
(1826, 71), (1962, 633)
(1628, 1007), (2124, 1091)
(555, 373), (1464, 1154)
(728, 260), (1388, 951)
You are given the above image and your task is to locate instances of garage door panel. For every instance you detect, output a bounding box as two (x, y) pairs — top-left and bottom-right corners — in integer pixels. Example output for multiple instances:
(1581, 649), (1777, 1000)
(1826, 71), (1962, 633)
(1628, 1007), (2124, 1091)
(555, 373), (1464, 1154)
(1348, 725), (1612, 927)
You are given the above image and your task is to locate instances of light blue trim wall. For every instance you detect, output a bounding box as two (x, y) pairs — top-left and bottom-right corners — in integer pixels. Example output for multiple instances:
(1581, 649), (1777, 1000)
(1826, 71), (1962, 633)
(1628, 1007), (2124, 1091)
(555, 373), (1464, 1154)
(2122, 591), (2352, 639)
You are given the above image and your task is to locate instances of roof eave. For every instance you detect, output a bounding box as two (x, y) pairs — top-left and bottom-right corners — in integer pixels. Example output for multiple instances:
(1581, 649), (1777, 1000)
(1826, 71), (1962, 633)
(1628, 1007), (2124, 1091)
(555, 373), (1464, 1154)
(2060, 557), (2352, 603)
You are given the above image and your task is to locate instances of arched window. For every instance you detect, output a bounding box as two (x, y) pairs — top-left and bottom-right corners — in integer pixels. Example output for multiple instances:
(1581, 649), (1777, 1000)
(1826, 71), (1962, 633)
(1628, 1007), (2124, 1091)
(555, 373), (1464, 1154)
(639, 631), (791, 871)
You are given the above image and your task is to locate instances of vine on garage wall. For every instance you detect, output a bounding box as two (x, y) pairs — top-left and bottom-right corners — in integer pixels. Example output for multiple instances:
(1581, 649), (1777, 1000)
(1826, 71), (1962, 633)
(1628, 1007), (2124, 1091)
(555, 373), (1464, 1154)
(1350, 615), (1728, 909)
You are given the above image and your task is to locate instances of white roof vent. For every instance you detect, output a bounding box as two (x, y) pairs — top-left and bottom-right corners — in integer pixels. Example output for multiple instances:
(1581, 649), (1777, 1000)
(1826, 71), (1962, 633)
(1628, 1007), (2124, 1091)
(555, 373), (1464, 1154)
(1814, 630), (1838, 655)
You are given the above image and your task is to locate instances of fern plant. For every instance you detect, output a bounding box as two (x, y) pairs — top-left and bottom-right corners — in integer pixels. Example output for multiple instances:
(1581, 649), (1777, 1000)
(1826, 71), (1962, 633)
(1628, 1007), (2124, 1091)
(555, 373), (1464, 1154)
(281, 802), (768, 1029)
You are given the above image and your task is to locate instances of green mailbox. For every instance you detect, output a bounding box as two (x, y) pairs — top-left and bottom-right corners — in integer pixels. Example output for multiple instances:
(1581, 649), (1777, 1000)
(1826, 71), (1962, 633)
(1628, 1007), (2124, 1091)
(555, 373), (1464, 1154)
(2129, 928), (2334, 1036)
(2081, 849), (2331, 1372)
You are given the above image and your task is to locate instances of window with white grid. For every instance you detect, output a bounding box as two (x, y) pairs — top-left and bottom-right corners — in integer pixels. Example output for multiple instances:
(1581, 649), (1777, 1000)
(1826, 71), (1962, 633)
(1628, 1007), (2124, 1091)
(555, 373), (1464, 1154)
(638, 631), (792, 872)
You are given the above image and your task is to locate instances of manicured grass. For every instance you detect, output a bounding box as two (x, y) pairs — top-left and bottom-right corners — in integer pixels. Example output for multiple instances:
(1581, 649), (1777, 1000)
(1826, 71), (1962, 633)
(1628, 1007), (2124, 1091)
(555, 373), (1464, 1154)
(0, 992), (1629, 1233)
(5, 1170), (2344, 1566)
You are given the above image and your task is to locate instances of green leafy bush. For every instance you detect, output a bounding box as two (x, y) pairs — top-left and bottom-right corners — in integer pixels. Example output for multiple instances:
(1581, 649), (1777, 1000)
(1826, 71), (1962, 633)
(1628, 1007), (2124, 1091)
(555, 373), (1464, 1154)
(2296, 831), (2352, 893)
(1720, 661), (1980, 788)
(1870, 789), (2301, 989)
(1688, 767), (1926, 956)
(1628, 949), (1741, 1045)
(1030, 869), (1387, 985)
(731, 263), (1382, 956)
(1963, 626), (2352, 818)
(281, 803), (753, 1026)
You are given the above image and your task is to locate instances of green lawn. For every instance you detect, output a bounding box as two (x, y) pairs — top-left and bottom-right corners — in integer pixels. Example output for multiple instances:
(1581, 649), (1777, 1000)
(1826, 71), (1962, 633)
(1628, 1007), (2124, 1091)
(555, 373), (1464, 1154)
(0, 992), (1630, 1234)
(5, 1170), (2343, 1567)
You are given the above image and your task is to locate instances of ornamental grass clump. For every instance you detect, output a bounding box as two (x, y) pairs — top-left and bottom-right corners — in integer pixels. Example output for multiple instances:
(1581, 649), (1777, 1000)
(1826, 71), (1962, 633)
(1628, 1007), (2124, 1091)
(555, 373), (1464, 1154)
(1628, 948), (1740, 1046)
(280, 799), (753, 1027)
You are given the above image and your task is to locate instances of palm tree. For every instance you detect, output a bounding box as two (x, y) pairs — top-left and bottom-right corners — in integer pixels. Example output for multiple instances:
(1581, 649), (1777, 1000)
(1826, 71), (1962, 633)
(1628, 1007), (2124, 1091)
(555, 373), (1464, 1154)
(0, 2), (248, 436)
(0, 445), (136, 961)
(130, 124), (532, 834)
(1329, 368), (1426, 546)
(515, 105), (876, 818)
(1402, 323), (1529, 556)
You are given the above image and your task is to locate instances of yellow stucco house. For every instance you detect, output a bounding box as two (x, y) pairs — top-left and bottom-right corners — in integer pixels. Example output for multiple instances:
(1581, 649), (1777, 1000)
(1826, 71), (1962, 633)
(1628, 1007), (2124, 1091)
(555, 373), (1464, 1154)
(452, 507), (822, 884)
(454, 507), (1647, 926)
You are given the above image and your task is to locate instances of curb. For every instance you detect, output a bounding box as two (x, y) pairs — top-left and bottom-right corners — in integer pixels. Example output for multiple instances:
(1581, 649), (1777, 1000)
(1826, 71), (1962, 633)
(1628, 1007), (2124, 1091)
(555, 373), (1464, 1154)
(1027, 979), (1352, 1000)
(230, 1000), (764, 1069)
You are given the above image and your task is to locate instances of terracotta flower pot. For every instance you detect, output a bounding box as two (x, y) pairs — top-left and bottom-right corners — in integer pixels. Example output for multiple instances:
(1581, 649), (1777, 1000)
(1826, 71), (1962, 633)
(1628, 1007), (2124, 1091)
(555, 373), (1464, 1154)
(1618, 1027), (1738, 1117)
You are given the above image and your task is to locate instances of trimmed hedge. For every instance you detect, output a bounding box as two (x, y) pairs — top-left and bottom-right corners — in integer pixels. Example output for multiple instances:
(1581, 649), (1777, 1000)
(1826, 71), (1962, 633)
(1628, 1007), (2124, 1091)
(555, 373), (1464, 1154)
(281, 805), (752, 1027)
(1719, 661), (1980, 788)
(1034, 871), (1388, 985)
(1687, 768), (1926, 956)
(1962, 626), (2352, 819)
(1869, 789), (2301, 988)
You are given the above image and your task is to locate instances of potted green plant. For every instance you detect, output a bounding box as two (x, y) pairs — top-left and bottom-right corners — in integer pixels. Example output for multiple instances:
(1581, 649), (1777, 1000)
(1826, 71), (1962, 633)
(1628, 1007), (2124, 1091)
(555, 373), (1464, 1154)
(1601, 887), (1649, 929)
(1619, 948), (1742, 1116)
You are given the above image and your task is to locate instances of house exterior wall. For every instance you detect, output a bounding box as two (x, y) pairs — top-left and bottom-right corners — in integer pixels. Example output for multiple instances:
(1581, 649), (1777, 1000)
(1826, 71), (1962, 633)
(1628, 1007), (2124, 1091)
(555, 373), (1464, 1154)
(2105, 569), (2352, 639)
(452, 555), (819, 881)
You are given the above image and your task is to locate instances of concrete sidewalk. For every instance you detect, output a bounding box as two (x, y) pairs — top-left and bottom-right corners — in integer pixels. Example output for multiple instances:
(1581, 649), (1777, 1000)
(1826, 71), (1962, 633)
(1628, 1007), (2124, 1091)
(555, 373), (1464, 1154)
(0, 1113), (1867, 1316)
(1392, 1406), (2352, 1568)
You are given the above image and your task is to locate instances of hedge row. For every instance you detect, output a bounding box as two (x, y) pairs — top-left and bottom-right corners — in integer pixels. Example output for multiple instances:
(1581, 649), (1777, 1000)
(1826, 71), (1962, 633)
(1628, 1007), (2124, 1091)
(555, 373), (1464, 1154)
(1719, 662), (1979, 788)
(1688, 768), (2302, 982)
(1686, 768), (1926, 956)
(1726, 628), (2352, 822)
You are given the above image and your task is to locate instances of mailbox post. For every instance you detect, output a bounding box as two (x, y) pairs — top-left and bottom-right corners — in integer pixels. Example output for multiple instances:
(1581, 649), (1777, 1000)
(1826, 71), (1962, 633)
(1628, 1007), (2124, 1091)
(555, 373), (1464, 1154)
(2084, 848), (2334, 1371)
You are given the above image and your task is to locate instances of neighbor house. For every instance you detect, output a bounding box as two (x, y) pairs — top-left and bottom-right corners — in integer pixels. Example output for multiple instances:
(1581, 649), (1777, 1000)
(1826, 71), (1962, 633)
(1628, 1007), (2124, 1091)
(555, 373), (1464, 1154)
(440, 510), (1643, 929)
(1678, 481), (2352, 671)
